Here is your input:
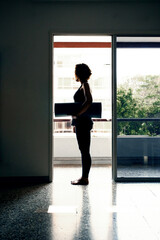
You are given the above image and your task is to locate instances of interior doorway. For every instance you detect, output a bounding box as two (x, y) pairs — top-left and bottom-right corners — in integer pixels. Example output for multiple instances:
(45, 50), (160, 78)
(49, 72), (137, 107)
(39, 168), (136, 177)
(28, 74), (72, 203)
(52, 35), (112, 168)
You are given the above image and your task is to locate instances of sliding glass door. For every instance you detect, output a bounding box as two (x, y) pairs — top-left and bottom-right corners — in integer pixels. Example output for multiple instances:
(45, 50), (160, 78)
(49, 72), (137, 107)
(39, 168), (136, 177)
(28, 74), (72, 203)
(113, 36), (160, 181)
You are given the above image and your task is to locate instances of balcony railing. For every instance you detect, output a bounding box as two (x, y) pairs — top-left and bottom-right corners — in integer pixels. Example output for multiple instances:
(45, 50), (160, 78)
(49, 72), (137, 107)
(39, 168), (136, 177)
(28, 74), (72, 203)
(53, 118), (112, 134)
(117, 118), (160, 122)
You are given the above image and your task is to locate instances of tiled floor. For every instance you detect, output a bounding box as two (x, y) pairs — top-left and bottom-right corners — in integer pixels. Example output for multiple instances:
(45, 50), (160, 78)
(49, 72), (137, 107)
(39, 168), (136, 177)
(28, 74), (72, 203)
(1, 165), (160, 240)
(118, 165), (160, 178)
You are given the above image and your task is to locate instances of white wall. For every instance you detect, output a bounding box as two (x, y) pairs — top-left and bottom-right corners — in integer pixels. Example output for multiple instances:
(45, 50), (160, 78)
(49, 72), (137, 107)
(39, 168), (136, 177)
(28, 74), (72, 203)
(54, 135), (112, 158)
(0, 0), (160, 180)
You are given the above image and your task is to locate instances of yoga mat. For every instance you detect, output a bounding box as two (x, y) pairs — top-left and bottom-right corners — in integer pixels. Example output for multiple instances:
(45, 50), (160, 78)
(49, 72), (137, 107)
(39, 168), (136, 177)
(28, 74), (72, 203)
(54, 102), (102, 118)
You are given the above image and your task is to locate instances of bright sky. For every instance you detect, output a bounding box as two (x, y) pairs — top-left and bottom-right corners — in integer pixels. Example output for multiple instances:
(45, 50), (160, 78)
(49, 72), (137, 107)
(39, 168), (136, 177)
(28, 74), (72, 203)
(54, 36), (111, 42)
(117, 48), (160, 84)
(54, 35), (160, 85)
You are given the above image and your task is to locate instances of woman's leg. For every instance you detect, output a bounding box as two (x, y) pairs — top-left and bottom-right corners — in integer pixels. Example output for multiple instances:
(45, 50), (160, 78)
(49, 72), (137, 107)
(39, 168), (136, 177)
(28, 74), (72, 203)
(76, 126), (92, 179)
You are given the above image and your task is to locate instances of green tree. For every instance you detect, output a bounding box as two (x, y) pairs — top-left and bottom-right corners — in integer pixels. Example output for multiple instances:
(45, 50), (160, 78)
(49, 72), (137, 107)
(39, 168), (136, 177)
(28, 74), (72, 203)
(117, 88), (137, 118)
(117, 75), (160, 136)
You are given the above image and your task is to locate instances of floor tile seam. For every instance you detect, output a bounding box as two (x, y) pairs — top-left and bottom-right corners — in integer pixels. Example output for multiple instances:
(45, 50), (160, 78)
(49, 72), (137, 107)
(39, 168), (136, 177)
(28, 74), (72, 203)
(141, 215), (160, 240)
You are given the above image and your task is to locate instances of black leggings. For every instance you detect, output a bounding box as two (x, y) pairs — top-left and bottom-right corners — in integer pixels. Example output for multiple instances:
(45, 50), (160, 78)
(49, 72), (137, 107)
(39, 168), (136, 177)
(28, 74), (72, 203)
(76, 125), (92, 178)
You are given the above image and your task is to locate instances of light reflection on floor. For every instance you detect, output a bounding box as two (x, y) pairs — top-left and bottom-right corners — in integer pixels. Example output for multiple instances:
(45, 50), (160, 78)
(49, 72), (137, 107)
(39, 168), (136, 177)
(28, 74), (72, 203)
(51, 165), (112, 240)
(48, 205), (78, 214)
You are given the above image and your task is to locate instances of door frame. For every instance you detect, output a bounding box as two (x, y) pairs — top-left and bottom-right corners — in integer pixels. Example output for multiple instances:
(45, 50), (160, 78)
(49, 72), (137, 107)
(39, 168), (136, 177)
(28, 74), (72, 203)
(112, 35), (117, 181)
(49, 32), (116, 182)
(114, 34), (160, 182)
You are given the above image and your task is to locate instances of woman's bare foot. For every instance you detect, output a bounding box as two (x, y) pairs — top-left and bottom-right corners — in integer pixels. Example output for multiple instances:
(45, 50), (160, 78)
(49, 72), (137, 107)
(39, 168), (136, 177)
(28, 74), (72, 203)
(71, 177), (89, 185)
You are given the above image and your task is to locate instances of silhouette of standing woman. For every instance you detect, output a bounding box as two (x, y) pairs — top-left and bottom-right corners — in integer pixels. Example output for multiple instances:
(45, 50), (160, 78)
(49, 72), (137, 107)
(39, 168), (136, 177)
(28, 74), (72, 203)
(71, 63), (93, 185)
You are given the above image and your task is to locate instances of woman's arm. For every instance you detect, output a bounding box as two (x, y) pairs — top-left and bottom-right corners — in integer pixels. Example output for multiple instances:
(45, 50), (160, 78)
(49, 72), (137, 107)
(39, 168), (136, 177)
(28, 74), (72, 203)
(77, 82), (93, 116)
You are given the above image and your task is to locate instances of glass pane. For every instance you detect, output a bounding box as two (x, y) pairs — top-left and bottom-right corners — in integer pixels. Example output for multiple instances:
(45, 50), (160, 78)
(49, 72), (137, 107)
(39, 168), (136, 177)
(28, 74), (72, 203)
(117, 37), (160, 179)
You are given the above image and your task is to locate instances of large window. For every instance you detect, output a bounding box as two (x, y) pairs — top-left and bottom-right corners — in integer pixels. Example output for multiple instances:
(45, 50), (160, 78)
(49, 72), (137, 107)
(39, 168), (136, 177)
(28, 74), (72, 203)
(116, 37), (160, 179)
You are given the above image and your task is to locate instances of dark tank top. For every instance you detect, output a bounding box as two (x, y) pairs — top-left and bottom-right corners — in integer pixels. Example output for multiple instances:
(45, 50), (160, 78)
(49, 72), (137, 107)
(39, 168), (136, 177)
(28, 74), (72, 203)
(74, 85), (86, 103)
(72, 85), (93, 129)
